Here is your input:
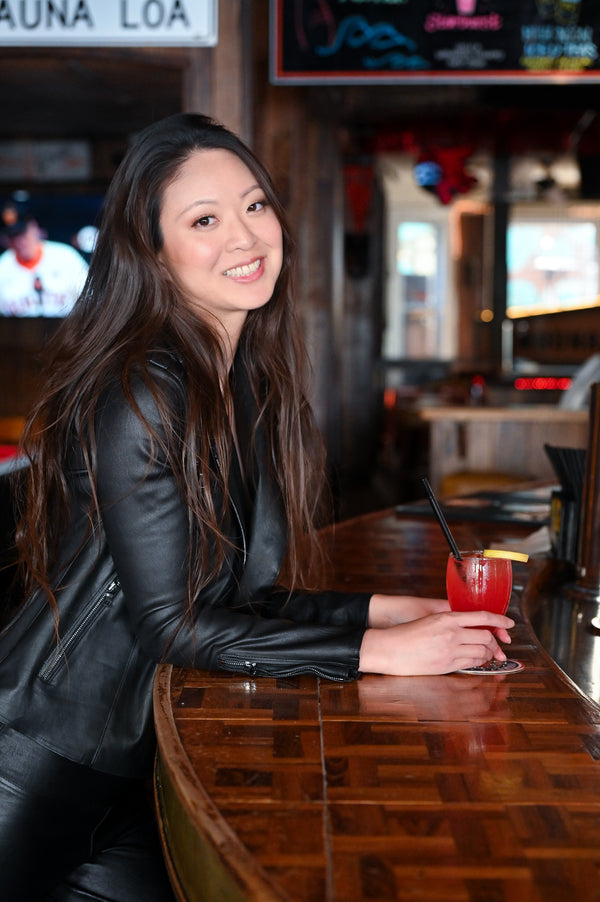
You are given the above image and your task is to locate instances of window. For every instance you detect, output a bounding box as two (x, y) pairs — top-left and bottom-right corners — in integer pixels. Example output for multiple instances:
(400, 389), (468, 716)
(507, 206), (600, 318)
(378, 155), (460, 371)
(383, 218), (448, 360)
(395, 221), (440, 356)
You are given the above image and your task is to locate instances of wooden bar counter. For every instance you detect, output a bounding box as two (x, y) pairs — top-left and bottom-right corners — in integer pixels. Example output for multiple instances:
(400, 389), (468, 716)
(153, 508), (600, 902)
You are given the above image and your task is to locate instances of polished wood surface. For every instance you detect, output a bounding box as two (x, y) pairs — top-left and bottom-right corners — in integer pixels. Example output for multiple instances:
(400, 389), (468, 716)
(154, 509), (600, 902)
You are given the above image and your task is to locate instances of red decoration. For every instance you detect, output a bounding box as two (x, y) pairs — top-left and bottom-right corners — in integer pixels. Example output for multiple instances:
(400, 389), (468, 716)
(344, 164), (374, 233)
(417, 145), (477, 204)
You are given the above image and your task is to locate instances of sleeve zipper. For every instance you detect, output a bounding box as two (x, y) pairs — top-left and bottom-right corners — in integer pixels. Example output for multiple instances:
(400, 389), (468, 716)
(218, 654), (351, 682)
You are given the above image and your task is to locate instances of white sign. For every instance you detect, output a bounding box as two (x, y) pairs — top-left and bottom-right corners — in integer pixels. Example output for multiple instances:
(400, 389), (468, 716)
(0, 0), (218, 46)
(0, 141), (92, 180)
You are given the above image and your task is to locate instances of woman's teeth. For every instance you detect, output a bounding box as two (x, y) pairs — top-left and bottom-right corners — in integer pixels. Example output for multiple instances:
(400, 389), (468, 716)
(224, 259), (261, 278)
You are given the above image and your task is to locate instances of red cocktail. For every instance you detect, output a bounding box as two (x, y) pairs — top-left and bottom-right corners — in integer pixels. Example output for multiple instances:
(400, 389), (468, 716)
(446, 550), (525, 673)
(446, 551), (512, 615)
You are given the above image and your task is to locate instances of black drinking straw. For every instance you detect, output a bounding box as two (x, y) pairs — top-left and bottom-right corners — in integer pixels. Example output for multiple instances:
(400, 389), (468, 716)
(420, 476), (462, 561)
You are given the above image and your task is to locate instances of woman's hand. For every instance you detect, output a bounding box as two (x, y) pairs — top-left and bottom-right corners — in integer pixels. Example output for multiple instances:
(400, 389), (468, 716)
(368, 593), (450, 627)
(359, 609), (515, 676)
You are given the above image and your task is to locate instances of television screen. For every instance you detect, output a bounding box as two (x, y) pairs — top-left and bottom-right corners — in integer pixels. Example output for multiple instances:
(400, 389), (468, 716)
(506, 211), (600, 319)
(0, 191), (103, 318)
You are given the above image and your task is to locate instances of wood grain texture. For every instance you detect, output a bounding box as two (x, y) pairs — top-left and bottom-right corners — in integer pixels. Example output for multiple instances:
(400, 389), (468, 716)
(155, 511), (600, 901)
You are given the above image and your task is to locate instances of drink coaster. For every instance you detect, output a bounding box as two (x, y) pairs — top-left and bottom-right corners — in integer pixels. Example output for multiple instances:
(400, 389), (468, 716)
(457, 659), (524, 675)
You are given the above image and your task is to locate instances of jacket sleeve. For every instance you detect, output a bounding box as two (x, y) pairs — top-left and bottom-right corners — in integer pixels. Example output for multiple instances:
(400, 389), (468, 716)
(94, 366), (367, 681)
(247, 586), (371, 629)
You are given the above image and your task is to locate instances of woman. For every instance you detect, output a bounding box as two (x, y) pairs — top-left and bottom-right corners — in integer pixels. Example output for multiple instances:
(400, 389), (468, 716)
(0, 113), (513, 900)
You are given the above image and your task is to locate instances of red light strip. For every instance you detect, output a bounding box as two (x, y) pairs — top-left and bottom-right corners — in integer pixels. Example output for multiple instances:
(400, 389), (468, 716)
(514, 377), (572, 391)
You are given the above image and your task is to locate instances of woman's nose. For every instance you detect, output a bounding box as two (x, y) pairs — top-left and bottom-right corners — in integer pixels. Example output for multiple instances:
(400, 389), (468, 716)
(226, 217), (255, 250)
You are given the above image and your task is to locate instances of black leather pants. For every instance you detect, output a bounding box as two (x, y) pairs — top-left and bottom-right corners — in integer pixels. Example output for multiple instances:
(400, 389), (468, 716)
(0, 724), (176, 901)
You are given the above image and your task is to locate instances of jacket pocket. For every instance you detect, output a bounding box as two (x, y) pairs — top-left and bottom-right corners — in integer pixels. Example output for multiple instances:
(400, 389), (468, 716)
(38, 576), (121, 684)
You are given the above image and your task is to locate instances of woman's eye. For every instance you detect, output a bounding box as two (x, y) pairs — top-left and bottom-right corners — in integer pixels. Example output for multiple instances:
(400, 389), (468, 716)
(194, 214), (215, 228)
(248, 199), (267, 213)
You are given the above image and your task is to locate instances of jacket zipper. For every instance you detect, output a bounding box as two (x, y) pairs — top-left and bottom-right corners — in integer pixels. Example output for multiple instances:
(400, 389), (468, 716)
(39, 577), (121, 683)
(218, 655), (349, 682)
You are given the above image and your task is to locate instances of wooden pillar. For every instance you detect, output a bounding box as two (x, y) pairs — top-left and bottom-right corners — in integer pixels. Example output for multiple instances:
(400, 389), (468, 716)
(181, 0), (251, 143)
(491, 154), (509, 374)
(181, 49), (213, 119)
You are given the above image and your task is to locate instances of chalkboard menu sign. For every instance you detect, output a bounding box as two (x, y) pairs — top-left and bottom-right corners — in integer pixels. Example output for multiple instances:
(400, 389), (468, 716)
(270, 0), (600, 84)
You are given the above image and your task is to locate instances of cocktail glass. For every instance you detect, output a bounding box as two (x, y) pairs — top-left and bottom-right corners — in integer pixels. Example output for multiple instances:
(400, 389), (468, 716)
(446, 551), (523, 673)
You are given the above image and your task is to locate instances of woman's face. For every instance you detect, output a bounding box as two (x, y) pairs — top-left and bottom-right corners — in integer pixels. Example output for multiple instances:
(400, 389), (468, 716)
(159, 148), (283, 342)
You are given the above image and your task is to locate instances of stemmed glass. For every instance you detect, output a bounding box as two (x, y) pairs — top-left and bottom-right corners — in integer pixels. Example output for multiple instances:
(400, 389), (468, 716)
(420, 476), (527, 674)
(446, 550), (524, 673)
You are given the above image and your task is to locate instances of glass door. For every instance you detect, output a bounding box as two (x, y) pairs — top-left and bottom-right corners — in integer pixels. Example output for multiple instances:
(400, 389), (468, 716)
(383, 218), (448, 361)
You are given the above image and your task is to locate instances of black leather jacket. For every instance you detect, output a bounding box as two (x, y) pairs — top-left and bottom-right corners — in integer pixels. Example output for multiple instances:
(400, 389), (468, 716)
(0, 354), (369, 778)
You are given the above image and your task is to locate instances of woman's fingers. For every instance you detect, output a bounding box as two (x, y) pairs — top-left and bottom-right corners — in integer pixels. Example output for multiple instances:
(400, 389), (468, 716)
(451, 610), (515, 630)
(457, 627), (506, 663)
(359, 610), (516, 676)
(492, 627), (512, 644)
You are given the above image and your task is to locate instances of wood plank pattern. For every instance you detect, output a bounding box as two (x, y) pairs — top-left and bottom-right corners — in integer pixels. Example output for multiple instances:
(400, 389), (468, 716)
(154, 511), (600, 902)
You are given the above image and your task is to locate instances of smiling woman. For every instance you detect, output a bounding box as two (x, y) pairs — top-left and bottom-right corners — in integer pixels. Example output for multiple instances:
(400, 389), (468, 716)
(0, 112), (513, 900)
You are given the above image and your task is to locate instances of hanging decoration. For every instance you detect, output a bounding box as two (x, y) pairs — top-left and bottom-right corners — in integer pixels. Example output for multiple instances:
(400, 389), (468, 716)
(344, 163), (374, 233)
(343, 162), (375, 279)
(414, 145), (477, 204)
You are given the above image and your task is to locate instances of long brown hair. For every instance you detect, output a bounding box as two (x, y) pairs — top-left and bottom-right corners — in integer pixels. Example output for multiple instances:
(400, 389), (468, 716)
(15, 113), (329, 618)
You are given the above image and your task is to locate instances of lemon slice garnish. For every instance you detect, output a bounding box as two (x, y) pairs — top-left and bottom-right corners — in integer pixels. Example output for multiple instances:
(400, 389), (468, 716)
(483, 549), (529, 563)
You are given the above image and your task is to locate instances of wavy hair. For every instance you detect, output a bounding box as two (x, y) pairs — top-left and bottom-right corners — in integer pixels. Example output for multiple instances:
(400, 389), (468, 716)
(15, 113), (329, 619)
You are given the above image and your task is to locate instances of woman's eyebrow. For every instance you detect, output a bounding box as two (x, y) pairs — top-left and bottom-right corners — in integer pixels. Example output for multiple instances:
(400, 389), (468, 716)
(179, 183), (261, 217)
(241, 182), (261, 198)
